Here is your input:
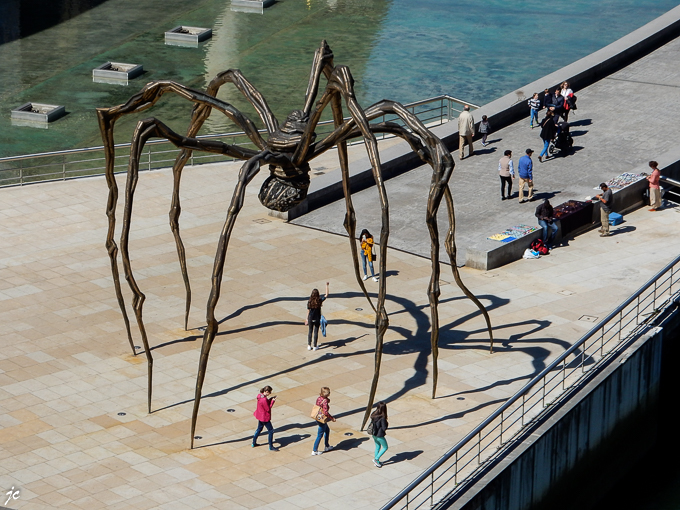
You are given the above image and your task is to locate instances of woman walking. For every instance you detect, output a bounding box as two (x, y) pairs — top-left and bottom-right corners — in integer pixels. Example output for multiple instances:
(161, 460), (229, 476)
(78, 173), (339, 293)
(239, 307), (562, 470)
(538, 111), (557, 163)
(305, 282), (329, 351)
(312, 387), (336, 455)
(252, 385), (278, 451)
(359, 229), (378, 282)
(370, 401), (389, 468)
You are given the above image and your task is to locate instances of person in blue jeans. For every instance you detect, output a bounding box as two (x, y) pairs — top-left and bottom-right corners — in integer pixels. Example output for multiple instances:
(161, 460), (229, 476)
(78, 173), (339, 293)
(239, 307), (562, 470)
(528, 92), (541, 128)
(535, 199), (558, 248)
(538, 111), (557, 163)
(359, 229), (378, 282)
(370, 401), (389, 468)
(312, 387), (336, 455)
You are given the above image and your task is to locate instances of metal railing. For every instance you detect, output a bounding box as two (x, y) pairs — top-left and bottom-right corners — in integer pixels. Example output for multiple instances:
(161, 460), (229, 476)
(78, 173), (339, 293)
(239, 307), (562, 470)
(0, 94), (477, 188)
(382, 253), (680, 510)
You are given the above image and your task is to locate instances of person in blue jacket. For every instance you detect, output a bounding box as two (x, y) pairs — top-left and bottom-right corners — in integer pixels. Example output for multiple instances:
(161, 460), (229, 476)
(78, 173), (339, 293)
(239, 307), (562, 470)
(517, 149), (535, 203)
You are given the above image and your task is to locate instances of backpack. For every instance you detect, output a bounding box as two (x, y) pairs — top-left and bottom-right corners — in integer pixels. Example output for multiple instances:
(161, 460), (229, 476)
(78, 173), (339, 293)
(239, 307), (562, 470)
(366, 419), (375, 436)
(530, 238), (550, 255)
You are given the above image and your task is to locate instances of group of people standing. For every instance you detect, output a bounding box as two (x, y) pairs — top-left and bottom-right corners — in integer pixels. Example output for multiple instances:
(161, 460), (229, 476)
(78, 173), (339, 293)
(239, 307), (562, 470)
(252, 386), (390, 467)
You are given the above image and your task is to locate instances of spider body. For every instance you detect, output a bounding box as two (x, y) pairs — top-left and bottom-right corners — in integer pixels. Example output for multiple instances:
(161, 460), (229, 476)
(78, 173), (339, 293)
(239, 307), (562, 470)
(97, 40), (493, 449)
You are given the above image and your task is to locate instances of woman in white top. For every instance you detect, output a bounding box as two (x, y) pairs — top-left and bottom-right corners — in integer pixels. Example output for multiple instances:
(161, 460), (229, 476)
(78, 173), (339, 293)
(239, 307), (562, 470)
(560, 81), (574, 121)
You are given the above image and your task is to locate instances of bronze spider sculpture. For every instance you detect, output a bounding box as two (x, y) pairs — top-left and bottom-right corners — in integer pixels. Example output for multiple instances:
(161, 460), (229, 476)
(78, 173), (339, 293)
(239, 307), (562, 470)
(98, 41), (493, 448)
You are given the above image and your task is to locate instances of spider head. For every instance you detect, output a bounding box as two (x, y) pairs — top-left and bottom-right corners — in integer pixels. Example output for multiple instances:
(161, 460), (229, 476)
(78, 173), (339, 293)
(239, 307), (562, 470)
(267, 110), (314, 152)
(258, 162), (311, 212)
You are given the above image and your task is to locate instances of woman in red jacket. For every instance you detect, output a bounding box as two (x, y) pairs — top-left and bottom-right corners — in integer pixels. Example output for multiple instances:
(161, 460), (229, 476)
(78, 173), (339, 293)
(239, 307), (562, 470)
(252, 385), (278, 451)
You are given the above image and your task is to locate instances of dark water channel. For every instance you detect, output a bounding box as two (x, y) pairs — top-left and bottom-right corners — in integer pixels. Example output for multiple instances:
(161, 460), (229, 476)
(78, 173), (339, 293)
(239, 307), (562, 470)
(0, 0), (109, 44)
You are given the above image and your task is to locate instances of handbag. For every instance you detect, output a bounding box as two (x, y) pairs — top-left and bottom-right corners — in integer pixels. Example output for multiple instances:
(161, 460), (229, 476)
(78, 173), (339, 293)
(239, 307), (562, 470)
(366, 419), (375, 436)
(310, 404), (329, 424)
(371, 247), (377, 262)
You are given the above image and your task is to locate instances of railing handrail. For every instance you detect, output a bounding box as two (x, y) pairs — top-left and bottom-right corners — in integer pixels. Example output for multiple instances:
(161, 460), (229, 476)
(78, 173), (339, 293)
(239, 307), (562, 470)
(0, 94), (478, 165)
(381, 252), (680, 509)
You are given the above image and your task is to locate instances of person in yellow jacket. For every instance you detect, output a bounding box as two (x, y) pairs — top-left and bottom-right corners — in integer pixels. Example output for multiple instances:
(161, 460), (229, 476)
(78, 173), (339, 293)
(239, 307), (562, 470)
(359, 229), (379, 282)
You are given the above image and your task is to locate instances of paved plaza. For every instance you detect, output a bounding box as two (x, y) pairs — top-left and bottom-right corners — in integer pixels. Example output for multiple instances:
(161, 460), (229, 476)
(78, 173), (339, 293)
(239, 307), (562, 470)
(2, 31), (680, 510)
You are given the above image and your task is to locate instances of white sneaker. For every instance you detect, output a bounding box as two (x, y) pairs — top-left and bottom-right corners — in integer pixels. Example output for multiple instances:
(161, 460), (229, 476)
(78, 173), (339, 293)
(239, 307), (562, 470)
(307, 345), (312, 350)
(312, 451), (322, 456)
(362, 274), (368, 281)
(372, 277), (379, 282)
(313, 347), (318, 351)
(324, 445), (334, 452)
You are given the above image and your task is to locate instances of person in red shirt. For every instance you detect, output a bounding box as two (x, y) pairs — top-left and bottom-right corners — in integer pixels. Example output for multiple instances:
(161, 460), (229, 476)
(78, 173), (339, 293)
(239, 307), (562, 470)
(252, 386), (278, 451)
(647, 160), (662, 211)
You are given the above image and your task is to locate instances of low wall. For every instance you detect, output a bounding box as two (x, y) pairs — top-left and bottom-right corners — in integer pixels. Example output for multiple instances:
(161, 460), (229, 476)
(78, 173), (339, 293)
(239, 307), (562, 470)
(282, 5), (680, 223)
(434, 299), (680, 510)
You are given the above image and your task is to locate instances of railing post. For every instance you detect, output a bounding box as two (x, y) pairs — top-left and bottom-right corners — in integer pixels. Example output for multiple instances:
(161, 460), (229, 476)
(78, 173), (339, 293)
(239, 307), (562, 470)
(542, 376), (546, 406)
(430, 472), (434, 506)
(581, 349), (585, 373)
(148, 146), (152, 171)
(521, 394), (525, 426)
(62, 154), (66, 180)
(600, 325), (604, 355)
(20, 160), (24, 185)
(454, 451), (458, 485)
(562, 361), (566, 390)
(480, 430), (484, 462)
(500, 411), (504, 443)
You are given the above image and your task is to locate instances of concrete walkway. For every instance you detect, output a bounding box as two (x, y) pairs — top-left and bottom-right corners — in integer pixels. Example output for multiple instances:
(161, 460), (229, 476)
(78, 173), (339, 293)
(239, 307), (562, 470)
(0, 155), (679, 509)
(293, 36), (680, 264)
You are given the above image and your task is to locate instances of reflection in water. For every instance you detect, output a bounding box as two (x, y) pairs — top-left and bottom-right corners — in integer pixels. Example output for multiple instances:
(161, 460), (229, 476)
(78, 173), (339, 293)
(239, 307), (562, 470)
(0, 0), (109, 44)
(202, 0), (389, 134)
(0, 0), (678, 158)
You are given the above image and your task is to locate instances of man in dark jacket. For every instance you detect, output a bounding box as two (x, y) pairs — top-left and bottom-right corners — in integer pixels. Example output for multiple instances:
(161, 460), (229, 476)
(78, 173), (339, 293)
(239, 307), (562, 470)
(548, 88), (565, 118)
(535, 199), (558, 248)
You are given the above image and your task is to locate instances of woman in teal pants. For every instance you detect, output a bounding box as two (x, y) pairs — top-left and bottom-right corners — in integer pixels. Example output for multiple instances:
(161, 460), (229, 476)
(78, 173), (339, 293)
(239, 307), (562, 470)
(370, 401), (389, 467)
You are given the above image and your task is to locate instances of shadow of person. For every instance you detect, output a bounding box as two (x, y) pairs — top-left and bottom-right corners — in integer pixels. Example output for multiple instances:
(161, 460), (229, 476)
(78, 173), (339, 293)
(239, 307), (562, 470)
(275, 433), (311, 448)
(381, 450), (423, 465)
(568, 118), (592, 126)
(611, 225), (636, 235)
(334, 436), (369, 451)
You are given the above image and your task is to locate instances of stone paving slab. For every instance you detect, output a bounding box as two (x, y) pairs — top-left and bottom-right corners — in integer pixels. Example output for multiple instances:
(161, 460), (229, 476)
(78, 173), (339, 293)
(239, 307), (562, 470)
(1, 153), (679, 508)
(293, 36), (680, 265)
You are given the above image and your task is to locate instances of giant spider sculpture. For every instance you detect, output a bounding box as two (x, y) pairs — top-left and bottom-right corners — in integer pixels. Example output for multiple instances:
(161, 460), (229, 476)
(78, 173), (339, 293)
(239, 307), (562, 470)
(98, 41), (493, 448)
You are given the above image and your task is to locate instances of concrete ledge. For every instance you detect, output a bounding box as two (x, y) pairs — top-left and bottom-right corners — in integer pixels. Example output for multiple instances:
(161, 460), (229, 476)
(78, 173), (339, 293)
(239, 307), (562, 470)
(165, 26), (212, 46)
(284, 5), (680, 224)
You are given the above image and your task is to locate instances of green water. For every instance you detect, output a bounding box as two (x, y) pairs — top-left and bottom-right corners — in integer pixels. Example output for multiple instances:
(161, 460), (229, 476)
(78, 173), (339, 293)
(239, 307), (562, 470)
(0, 0), (677, 158)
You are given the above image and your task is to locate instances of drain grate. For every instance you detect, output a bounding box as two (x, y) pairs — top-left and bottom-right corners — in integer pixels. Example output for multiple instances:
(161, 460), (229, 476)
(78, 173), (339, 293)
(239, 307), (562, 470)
(579, 315), (598, 323)
(253, 218), (271, 224)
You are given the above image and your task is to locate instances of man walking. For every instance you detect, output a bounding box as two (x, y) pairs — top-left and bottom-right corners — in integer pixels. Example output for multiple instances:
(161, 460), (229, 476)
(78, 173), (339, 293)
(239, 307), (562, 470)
(517, 149), (534, 203)
(594, 183), (614, 237)
(498, 150), (515, 200)
(458, 105), (475, 159)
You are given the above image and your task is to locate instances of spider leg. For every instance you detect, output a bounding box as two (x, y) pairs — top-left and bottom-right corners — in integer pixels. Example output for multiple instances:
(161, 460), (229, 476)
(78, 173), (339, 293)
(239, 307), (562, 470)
(97, 111), (136, 356)
(168, 69), (279, 331)
(329, 95), (377, 313)
(444, 184), (494, 354)
(119, 117), (258, 413)
(316, 67), (390, 430)
(97, 80), (264, 342)
(189, 150), (287, 449)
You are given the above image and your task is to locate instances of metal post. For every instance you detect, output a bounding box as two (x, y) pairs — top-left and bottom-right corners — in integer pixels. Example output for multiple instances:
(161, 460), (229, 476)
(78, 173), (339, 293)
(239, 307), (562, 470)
(562, 361), (566, 390)
(618, 312), (622, 342)
(581, 349), (585, 373)
(542, 376), (546, 406)
(20, 160), (23, 185)
(600, 326), (604, 355)
(148, 146), (152, 171)
(500, 411), (504, 443)
(522, 394), (525, 426)
(454, 451), (458, 485)
(478, 431), (481, 463)
(636, 296), (640, 326)
(430, 472), (434, 506)
(62, 154), (66, 180)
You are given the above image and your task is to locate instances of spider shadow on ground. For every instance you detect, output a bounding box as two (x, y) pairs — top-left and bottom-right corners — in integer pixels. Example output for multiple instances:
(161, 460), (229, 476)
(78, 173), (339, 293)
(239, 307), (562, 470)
(381, 450), (423, 465)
